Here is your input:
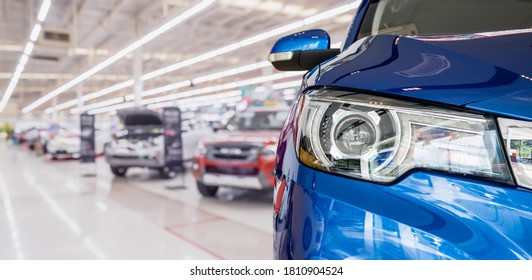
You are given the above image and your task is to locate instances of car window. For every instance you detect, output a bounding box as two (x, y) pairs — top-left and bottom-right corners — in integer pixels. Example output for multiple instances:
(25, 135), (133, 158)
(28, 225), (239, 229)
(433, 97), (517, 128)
(358, 0), (532, 39)
(226, 111), (289, 131)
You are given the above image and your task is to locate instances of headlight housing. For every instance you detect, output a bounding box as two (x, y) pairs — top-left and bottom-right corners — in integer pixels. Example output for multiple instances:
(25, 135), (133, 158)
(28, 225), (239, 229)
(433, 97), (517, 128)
(297, 90), (512, 184)
(498, 118), (532, 189)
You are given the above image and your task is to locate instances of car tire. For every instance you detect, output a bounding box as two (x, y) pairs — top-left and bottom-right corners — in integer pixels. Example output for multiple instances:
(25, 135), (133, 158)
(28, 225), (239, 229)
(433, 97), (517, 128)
(197, 181), (219, 197)
(111, 167), (128, 177)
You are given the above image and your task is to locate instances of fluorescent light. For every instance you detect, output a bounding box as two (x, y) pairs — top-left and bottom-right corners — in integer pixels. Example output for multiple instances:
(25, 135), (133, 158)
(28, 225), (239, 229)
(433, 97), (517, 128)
(30, 24), (42, 41)
(19, 55), (29, 65)
(21, 0), (216, 114)
(70, 97), (125, 114)
(303, 1), (359, 25)
(141, 43), (242, 81)
(88, 102), (135, 115)
(50, 100), (79, 113)
(15, 64), (25, 74)
(272, 80), (301, 90)
(192, 61), (270, 83)
(147, 90), (242, 110)
(81, 80), (134, 101)
(125, 80), (193, 100)
(24, 42), (34, 55)
(0, 0), (53, 113)
(37, 0), (51, 21)
(240, 21), (304, 47)
(44, 107), (55, 114)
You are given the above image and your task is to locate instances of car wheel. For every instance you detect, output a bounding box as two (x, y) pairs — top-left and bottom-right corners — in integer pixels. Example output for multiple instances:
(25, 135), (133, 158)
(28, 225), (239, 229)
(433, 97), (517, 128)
(197, 181), (219, 197)
(159, 167), (178, 179)
(111, 167), (128, 177)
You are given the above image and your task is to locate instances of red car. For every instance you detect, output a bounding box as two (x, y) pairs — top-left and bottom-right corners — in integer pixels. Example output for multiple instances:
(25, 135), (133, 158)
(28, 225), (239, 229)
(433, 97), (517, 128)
(192, 107), (289, 197)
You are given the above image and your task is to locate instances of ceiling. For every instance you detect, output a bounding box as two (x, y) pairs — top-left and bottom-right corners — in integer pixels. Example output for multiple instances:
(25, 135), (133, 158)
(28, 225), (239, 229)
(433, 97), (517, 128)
(0, 0), (357, 118)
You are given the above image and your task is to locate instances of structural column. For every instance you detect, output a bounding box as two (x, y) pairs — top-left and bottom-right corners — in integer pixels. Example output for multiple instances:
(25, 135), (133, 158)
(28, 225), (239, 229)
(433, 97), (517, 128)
(76, 82), (84, 110)
(133, 47), (143, 107)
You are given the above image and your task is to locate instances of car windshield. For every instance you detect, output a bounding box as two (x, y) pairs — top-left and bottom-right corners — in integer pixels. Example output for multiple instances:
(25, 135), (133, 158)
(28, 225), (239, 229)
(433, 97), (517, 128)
(358, 0), (532, 38)
(225, 110), (288, 131)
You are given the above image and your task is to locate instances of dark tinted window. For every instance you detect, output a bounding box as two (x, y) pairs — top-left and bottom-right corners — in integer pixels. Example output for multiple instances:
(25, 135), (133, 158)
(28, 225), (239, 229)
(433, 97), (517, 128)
(359, 0), (532, 38)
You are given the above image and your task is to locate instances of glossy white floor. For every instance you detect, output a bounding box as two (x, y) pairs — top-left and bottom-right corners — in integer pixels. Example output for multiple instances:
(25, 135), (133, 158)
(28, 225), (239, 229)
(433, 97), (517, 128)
(0, 142), (273, 259)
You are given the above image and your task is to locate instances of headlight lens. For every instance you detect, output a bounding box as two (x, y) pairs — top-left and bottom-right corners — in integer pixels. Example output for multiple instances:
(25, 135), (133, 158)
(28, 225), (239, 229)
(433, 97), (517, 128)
(297, 90), (512, 184)
(498, 118), (532, 189)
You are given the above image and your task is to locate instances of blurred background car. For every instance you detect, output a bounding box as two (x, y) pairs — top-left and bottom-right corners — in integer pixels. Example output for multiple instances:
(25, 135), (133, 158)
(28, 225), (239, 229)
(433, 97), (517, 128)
(192, 106), (289, 197)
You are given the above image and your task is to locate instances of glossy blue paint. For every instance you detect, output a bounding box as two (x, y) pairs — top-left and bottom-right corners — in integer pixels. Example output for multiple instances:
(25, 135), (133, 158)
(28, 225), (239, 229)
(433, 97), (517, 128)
(310, 33), (532, 106)
(270, 29), (331, 54)
(272, 0), (532, 260)
(467, 90), (532, 121)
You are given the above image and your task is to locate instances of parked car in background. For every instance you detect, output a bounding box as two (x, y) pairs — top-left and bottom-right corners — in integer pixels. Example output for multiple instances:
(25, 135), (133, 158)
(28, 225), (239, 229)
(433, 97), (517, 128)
(46, 131), (81, 159)
(105, 108), (178, 178)
(269, 0), (532, 259)
(192, 107), (289, 197)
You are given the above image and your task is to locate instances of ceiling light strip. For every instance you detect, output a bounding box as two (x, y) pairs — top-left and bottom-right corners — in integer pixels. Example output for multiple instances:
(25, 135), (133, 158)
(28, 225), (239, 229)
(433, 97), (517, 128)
(0, 0), (52, 113)
(147, 90), (242, 110)
(21, 0), (217, 114)
(42, 1), (358, 114)
(70, 97), (125, 114)
(88, 102), (136, 115)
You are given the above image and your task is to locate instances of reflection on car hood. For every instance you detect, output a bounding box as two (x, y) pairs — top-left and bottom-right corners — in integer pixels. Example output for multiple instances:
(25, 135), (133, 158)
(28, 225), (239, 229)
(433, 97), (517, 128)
(204, 131), (280, 146)
(311, 30), (532, 106)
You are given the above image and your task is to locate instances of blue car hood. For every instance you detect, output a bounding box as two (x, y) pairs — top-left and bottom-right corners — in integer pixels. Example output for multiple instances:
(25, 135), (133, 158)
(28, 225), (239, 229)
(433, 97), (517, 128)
(312, 31), (532, 114)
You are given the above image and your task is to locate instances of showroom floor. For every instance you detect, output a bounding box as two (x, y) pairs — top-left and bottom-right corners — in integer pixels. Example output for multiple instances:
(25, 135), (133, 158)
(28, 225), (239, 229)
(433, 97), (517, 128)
(0, 142), (273, 260)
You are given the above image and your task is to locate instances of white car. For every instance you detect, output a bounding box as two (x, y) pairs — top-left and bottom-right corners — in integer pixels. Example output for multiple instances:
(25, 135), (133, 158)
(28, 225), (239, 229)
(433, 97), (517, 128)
(46, 134), (81, 159)
(46, 130), (110, 160)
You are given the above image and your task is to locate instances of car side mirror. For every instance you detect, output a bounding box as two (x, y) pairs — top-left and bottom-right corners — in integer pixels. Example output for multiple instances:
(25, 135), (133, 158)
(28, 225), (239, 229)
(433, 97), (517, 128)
(268, 29), (340, 71)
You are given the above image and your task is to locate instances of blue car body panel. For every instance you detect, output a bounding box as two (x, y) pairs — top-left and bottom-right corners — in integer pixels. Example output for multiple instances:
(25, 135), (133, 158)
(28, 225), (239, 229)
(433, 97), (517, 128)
(273, 0), (532, 260)
(467, 91), (532, 122)
(309, 33), (532, 106)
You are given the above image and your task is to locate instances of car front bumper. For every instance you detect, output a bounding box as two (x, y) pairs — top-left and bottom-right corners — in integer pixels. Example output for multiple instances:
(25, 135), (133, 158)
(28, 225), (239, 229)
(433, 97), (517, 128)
(192, 156), (275, 190)
(274, 158), (532, 260)
(105, 155), (164, 168)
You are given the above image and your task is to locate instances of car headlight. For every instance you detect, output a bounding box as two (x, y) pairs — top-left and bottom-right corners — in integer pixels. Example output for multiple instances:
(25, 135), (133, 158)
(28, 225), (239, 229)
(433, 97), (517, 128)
(195, 141), (207, 156)
(297, 90), (512, 184)
(262, 144), (277, 157)
(498, 118), (532, 189)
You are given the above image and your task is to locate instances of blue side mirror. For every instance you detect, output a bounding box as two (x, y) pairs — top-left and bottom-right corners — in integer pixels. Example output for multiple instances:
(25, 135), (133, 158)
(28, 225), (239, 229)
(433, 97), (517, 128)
(269, 29), (340, 71)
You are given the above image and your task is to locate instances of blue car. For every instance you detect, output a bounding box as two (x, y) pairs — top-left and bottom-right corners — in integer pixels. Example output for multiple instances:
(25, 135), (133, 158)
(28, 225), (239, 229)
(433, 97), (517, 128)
(269, 0), (532, 259)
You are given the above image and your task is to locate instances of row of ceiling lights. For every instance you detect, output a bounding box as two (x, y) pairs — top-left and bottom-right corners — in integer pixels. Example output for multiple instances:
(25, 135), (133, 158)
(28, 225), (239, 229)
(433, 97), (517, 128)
(19, 1), (361, 116)
(0, 0), (51, 113)
(43, 1), (357, 116)
(86, 72), (303, 115)
(21, 0), (218, 114)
